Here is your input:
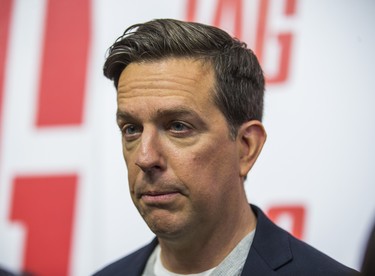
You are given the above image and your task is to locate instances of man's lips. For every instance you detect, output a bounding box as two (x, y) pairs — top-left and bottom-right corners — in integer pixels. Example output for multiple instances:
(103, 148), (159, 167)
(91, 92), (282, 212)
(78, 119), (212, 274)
(140, 190), (182, 205)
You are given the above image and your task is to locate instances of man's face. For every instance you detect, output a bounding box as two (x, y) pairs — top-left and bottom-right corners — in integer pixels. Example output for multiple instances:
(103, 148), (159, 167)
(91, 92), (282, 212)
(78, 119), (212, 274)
(116, 58), (245, 240)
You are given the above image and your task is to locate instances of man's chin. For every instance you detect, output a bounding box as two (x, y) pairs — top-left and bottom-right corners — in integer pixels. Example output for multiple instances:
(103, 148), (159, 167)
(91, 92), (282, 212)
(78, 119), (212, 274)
(143, 212), (186, 239)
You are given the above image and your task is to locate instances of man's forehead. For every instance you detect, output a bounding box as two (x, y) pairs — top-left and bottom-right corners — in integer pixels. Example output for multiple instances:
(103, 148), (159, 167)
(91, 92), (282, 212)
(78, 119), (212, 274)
(118, 57), (214, 85)
(116, 105), (202, 121)
(117, 57), (216, 102)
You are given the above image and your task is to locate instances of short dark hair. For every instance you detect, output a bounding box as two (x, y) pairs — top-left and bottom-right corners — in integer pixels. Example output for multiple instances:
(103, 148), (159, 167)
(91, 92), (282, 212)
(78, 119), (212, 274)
(104, 19), (265, 137)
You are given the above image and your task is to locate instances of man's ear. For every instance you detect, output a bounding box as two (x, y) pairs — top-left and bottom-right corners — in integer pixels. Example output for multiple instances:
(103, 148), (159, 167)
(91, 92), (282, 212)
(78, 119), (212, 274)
(237, 120), (267, 177)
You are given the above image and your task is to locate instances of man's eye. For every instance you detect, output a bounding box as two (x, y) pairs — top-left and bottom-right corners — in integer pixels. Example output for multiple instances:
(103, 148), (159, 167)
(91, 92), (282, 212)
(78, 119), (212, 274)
(124, 125), (138, 134)
(169, 122), (191, 134)
(122, 124), (142, 139)
(171, 122), (187, 131)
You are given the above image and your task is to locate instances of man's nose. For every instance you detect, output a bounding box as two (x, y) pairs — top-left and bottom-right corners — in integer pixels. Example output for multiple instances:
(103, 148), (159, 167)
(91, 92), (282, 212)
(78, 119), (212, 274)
(135, 129), (166, 173)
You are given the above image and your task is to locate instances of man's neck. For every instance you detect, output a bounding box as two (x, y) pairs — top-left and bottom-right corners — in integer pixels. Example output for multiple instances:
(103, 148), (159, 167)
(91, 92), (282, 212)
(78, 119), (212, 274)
(158, 202), (256, 274)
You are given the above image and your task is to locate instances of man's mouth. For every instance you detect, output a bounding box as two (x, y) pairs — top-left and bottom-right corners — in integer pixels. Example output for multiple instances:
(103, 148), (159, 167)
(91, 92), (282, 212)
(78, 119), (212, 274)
(140, 190), (181, 205)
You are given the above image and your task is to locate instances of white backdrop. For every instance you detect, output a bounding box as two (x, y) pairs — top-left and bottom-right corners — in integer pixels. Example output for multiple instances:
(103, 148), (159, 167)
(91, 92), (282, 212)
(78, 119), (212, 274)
(0, 0), (374, 275)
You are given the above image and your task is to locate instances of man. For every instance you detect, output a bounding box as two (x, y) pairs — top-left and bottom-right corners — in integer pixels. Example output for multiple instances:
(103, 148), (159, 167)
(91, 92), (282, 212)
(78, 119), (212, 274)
(95, 19), (357, 275)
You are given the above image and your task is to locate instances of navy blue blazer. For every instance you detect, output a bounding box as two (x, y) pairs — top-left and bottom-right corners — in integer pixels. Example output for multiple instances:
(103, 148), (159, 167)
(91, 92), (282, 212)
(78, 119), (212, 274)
(94, 205), (358, 275)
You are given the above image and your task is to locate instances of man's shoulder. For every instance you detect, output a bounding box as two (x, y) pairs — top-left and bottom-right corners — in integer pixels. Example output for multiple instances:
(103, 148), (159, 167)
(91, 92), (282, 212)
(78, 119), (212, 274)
(249, 204), (358, 275)
(287, 234), (357, 274)
(93, 238), (158, 276)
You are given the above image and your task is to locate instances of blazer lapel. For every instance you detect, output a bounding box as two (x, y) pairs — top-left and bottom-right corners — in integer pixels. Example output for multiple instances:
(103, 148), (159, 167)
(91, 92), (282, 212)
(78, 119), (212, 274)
(121, 238), (158, 276)
(241, 205), (293, 275)
(241, 248), (279, 275)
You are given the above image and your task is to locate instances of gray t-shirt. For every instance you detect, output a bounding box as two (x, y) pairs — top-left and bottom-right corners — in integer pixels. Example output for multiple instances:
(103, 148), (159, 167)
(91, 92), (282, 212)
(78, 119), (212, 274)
(142, 229), (255, 276)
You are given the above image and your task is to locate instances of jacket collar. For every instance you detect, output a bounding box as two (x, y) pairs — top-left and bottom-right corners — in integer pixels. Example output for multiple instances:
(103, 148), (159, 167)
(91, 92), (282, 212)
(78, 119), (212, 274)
(241, 205), (293, 275)
(131, 204), (292, 275)
(122, 238), (158, 276)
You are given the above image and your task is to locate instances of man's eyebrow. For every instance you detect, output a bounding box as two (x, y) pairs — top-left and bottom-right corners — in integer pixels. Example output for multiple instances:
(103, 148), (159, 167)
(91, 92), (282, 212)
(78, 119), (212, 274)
(116, 110), (135, 123)
(116, 107), (207, 127)
(116, 107), (200, 120)
(155, 107), (200, 118)
(155, 107), (208, 130)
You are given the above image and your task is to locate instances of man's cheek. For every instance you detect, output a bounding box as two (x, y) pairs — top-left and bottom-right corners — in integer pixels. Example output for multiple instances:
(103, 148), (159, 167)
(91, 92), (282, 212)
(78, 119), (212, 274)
(188, 145), (214, 164)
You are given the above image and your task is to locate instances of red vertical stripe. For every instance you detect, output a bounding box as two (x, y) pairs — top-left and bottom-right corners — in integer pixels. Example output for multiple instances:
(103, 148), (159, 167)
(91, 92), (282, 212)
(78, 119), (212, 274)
(255, 0), (269, 63)
(268, 205), (305, 239)
(36, 0), (91, 127)
(0, 0), (14, 155)
(213, 0), (243, 39)
(266, 0), (296, 84)
(10, 175), (78, 276)
(267, 33), (292, 84)
(186, 0), (197, 22)
(285, 0), (297, 15)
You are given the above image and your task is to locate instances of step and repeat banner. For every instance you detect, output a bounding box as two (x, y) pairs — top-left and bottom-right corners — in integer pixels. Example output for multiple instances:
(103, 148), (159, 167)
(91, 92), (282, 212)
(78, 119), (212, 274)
(1, 0), (374, 275)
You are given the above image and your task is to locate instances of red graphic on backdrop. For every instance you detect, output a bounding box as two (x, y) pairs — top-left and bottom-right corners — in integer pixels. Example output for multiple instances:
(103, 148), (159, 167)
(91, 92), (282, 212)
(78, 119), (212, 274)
(1, 0), (91, 274)
(267, 205), (305, 239)
(186, 0), (297, 84)
(10, 175), (78, 276)
(213, 0), (243, 39)
(36, 0), (91, 126)
(0, 0), (14, 162)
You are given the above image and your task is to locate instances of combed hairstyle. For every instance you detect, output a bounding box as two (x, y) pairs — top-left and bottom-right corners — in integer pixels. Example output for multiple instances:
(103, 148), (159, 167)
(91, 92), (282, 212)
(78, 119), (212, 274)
(104, 19), (265, 138)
